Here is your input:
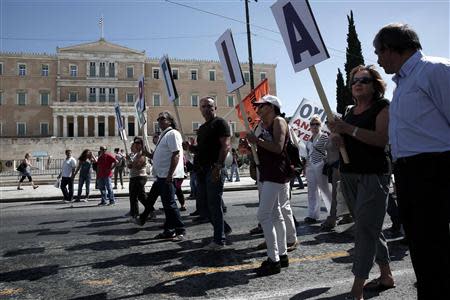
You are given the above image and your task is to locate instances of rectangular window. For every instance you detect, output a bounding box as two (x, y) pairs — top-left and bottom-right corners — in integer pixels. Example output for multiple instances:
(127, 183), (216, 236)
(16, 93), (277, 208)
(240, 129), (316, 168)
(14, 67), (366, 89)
(89, 88), (96, 102)
(109, 62), (115, 77)
(70, 65), (77, 77)
(190, 69), (197, 80)
(153, 122), (160, 134)
(126, 93), (134, 103)
(0, 63), (3, 75)
(41, 64), (49, 76)
(99, 88), (106, 102)
(227, 95), (235, 107)
(260, 72), (266, 81)
(209, 70), (216, 81)
(192, 122), (200, 132)
(69, 92), (77, 102)
(99, 62), (106, 77)
(153, 93), (161, 106)
(40, 123), (49, 136)
(40, 92), (49, 106)
(19, 64), (26, 76)
(0, 92), (3, 105)
(108, 88), (115, 102)
(244, 71), (250, 83)
(89, 62), (96, 77)
(127, 66), (134, 78)
(17, 123), (26, 136)
(152, 68), (159, 79)
(191, 95), (198, 107)
(17, 92), (26, 105)
(172, 68), (179, 80)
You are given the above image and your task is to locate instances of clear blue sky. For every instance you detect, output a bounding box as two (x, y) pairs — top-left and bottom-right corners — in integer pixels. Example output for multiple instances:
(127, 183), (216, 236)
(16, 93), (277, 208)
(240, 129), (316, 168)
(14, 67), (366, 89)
(1, 0), (449, 115)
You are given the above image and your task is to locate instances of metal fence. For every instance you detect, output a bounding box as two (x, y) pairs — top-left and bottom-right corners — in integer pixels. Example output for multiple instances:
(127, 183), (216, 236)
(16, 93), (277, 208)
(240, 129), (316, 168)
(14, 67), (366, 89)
(0, 158), (65, 177)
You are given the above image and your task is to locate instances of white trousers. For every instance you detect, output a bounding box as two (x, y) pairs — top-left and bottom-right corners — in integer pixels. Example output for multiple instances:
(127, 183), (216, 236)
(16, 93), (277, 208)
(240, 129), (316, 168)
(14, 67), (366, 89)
(257, 181), (290, 262)
(305, 161), (332, 220)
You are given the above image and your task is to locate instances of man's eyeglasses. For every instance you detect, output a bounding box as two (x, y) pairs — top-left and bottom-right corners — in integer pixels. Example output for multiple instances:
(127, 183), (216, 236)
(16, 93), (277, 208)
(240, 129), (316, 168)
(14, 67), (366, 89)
(310, 123), (321, 127)
(351, 77), (373, 86)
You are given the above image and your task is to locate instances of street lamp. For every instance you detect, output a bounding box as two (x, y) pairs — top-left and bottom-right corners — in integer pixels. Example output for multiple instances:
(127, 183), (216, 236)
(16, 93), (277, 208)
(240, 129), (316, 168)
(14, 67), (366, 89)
(244, 0), (257, 90)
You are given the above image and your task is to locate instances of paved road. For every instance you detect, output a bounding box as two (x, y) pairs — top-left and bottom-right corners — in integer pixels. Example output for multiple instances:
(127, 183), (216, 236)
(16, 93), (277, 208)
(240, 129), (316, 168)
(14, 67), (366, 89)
(0, 189), (416, 299)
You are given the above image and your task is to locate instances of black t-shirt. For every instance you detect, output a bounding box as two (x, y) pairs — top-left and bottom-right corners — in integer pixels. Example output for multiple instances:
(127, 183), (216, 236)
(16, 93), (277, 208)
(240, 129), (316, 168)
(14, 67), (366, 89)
(340, 98), (390, 174)
(195, 116), (230, 168)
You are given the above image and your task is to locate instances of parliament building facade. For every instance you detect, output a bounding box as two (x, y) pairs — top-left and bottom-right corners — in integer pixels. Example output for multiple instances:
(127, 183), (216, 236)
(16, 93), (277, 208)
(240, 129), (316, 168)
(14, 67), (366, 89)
(0, 39), (276, 160)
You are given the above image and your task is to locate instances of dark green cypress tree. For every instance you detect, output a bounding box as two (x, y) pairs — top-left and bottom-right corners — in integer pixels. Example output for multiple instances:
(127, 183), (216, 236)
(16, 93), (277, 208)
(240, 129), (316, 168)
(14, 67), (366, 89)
(336, 10), (365, 111)
(336, 68), (346, 114)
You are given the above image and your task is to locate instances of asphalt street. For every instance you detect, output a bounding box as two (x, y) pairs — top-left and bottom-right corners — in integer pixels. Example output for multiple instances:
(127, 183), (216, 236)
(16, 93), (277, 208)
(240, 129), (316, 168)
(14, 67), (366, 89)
(0, 189), (417, 299)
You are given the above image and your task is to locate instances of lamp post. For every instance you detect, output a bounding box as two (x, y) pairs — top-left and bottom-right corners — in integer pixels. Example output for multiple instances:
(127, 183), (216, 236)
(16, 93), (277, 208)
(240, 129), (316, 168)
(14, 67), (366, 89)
(244, 0), (257, 90)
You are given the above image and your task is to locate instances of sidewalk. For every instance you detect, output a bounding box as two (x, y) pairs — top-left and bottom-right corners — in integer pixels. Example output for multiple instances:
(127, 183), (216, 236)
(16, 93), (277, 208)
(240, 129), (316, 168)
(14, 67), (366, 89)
(0, 176), (259, 203)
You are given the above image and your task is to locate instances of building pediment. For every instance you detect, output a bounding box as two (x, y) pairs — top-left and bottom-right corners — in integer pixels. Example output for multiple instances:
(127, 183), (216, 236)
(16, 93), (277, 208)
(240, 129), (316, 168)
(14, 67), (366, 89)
(57, 39), (145, 55)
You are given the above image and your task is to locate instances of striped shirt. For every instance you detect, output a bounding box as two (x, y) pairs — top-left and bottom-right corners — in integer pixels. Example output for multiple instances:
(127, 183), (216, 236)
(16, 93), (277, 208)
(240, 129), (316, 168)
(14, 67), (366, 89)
(306, 133), (328, 165)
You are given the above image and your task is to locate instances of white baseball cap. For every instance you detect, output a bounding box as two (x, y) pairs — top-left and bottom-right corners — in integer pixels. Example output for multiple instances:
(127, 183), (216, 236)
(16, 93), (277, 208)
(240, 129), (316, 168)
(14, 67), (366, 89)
(254, 94), (282, 109)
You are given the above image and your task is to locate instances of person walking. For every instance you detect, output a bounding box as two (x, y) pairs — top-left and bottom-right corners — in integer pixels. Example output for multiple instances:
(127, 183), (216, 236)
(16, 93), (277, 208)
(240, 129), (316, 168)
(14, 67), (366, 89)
(186, 97), (232, 250)
(16, 153), (39, 190)
(373, 23), (450, 299)
(113, 148), (125, 189)
(126, 139), (148, 220)
(96, 146), (118, 206)
(247, 95), (295, 276)
(329, 65), (394, 300)
(72, 149), (94, 202)
(228, 148), (241, 182)
(58, 150), (77, 203)
(304, 115), (332, 224)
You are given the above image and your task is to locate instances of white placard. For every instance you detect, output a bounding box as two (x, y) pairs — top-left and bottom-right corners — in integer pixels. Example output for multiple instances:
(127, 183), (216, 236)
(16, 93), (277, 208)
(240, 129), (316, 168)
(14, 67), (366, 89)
(159, 55), (178, 102)
(271, 0), (329, 72)
(137, 75), (145, 112)
(215, 29), (245, 93)
(134, 99), (146, 129)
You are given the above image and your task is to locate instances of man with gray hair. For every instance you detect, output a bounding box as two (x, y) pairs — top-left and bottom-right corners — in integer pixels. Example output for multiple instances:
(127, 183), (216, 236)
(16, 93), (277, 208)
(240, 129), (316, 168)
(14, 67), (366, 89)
(374, 23), (450, 299)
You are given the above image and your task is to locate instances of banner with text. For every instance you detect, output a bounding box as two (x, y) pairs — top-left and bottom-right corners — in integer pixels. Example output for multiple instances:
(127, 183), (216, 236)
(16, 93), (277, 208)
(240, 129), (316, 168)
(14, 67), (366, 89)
(289, 98), (330, 142)
(235, 78), (269, 130)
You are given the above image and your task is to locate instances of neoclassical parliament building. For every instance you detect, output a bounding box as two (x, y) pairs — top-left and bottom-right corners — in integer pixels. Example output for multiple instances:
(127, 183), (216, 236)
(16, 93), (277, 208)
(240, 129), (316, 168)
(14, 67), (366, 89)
(0, 39), (276, 160)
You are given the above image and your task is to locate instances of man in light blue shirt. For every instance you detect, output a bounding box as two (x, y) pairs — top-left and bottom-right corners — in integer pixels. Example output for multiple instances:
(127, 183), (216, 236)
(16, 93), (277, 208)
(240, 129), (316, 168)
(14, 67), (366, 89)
(374, 23), (450, 299)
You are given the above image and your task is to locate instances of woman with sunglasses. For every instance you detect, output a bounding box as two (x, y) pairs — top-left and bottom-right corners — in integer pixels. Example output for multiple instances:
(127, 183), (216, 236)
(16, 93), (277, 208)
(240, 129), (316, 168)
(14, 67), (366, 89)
(329, 65), (394, 300)
(247, 94), (296, 276)
(304, 115), (332, 224)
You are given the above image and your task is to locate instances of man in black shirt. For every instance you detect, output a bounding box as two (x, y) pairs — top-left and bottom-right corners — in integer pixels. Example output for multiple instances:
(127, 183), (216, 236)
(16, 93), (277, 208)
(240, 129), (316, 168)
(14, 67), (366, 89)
(188, 97), (232, 250)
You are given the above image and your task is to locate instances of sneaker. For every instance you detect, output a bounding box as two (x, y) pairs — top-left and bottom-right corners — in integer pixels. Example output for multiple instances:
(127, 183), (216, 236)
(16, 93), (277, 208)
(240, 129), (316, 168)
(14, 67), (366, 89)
(97, 202), (107, 206)
(203, 241), (225, 251)
(17, 187), (24, 190)
(337, 215), (354, 225)
(33, 185), (39, 189)
(287, 240), (299, 252)
(113, 186), (118, 190)
(81, 198), (88, 203)
(225, 228), (232, 238)
(173, 234), (185, 241)
(280, 255), (289, 268)
(304, 217), (318, 224)
(180, 206), (187, 212)
(256, 258), (281, 276)
(107, 202), (116, 206)
(250, 226), (263, 235)
(154, 231), (176, 240)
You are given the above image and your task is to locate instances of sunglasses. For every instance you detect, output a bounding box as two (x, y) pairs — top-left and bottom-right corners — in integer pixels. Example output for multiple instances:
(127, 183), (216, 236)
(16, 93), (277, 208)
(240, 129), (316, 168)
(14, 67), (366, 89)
(310, 123), (321, 127)
(351, 77), (373, 86)
(157, 116), (167, 121)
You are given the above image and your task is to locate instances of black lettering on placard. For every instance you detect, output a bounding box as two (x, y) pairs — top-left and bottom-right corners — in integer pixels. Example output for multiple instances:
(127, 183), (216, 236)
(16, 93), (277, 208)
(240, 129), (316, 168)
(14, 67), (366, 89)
(283, 2), (320, 64)
(313, 107), (324, 116)
(161, 61), (172, 98)
(221, 41), (236, 84)
(299, 104), (312, 118)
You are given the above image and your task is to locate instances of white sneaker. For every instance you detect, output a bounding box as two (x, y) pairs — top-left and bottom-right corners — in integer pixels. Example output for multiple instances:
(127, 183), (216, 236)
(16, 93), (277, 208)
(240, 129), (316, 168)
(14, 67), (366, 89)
(203, 241), (225, 251)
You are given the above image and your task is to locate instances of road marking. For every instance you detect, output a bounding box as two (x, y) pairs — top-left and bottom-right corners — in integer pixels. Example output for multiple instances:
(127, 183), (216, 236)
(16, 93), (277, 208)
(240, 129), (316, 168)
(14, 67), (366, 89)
(171, 250), (349, 277)
(82, 279), (113, 286)
(0, 288), (23, 296)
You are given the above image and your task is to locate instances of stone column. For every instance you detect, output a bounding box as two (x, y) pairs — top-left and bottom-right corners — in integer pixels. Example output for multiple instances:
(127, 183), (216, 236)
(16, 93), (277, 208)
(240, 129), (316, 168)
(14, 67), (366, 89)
(134, 116), (139, 136)
(124, 115), (129, 135)
(114, 115), (119, 136)
(53, 115), (58, 137)
(84, 115), (88, 137)
(62, 115), (68, 137)
(94, 115), (98, 137)
(73, 115), (78, 137)
(104, 115), (109, 137)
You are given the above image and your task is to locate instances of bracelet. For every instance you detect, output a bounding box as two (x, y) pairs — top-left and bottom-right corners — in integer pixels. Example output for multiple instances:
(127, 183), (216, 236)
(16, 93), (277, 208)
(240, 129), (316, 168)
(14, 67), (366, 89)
(352, 126), (359, 137)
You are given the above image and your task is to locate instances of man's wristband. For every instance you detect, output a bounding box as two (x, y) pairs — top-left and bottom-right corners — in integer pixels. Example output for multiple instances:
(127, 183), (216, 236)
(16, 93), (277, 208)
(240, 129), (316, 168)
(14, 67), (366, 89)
(352, 126), (359, 137)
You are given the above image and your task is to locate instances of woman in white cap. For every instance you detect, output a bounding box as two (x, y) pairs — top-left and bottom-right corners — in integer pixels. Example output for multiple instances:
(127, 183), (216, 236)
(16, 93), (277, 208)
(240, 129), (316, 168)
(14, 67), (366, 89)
(247, 94), (296, 277)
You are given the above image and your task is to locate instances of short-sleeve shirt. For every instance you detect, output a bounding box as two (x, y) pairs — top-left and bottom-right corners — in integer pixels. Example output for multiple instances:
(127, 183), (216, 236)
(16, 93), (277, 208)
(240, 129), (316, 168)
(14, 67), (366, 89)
(79, 160), (92, 178)
(152, 127), (185, 179)
(61, 157), (77, 177)
(97, 152), (117, 178)
(195, 116), (231, 168)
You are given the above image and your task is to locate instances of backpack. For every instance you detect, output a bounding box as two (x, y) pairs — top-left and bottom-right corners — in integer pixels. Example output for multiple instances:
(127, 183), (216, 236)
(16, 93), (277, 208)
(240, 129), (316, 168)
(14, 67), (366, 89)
(16, 162), (26, 173)
(117, 156), (125, 169)
(286, 137), (303, 173)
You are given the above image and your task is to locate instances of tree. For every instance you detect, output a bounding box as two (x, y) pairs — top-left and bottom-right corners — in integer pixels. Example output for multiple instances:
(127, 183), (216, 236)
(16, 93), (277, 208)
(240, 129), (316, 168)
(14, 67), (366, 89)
(336, 68), (346, 114)
(336, 10), (365, 113)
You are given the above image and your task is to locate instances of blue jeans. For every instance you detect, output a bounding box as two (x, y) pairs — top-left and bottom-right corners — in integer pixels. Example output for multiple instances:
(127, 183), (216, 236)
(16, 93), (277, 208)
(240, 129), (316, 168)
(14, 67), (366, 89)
(197, 167), (231, 245)
(190, 171), (198, 197)
(77, 175), (91, 198)
(61, 177), (74, 201)
(97, 177), (115, 204)
(229, 163), (240, 181)
(155, 178), (185, 235)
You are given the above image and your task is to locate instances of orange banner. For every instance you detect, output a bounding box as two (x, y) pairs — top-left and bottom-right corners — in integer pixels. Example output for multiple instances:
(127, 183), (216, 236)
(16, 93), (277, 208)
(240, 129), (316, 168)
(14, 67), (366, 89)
(235, 78), (269, 130)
